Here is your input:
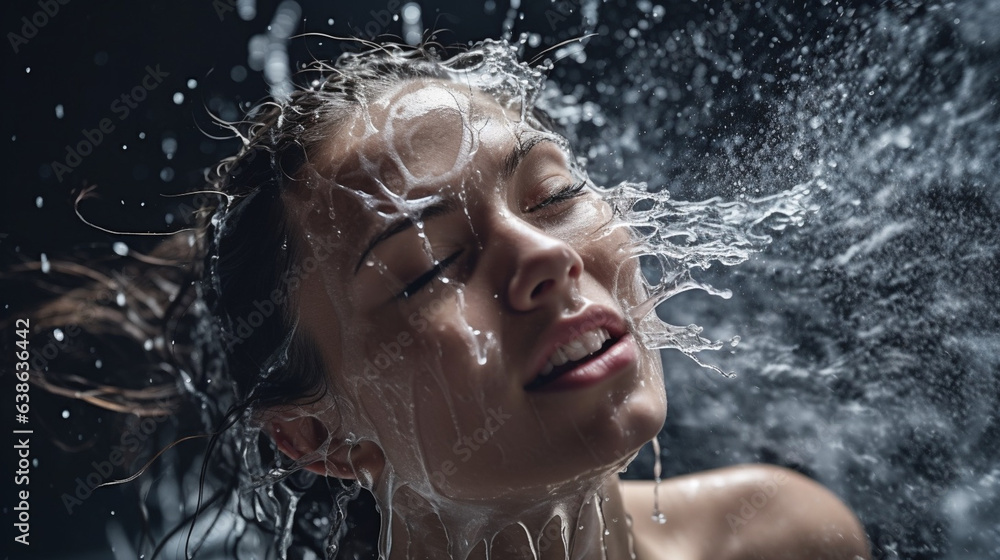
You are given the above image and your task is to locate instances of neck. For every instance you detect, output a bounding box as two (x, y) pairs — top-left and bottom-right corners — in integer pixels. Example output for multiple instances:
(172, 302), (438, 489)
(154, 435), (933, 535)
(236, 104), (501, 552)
(381, 475), (635, 560)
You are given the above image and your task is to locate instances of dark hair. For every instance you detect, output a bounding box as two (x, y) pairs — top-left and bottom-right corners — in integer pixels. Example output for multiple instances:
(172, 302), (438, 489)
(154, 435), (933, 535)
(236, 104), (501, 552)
(8, 39), (565, 559)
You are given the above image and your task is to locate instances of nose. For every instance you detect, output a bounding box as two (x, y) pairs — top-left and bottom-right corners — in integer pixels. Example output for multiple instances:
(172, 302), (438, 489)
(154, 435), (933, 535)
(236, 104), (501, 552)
(501, 219), (584, 312)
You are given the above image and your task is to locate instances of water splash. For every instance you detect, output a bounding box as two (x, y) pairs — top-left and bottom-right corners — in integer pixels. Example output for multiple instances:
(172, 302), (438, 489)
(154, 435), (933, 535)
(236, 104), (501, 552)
(536, 2), (1000, 558)
(605, 180), (816, 374)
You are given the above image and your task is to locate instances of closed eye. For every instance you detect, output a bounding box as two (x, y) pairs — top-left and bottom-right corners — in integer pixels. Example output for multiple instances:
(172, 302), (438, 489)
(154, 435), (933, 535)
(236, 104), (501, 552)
(397, 249), (464, 299)
(394, 181), (585, 299)
(527, 181), (587, 213)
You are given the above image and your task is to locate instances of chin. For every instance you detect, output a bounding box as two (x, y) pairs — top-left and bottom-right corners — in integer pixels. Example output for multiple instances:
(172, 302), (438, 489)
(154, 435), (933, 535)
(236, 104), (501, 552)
(611, 349), (668, 460)
(583, 381), (666, 473)
(625, 386), (668, 451)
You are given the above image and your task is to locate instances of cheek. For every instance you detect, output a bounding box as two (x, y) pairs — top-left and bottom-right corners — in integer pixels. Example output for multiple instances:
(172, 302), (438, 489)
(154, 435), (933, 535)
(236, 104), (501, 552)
(578, 220), (643, 302)
(405, 294), (507, 399)
(345, 286), (504, 428)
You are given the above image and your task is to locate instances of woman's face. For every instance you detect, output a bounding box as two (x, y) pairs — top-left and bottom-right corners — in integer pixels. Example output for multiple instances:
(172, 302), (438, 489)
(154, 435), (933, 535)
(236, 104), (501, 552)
(284, 78), (666, 503)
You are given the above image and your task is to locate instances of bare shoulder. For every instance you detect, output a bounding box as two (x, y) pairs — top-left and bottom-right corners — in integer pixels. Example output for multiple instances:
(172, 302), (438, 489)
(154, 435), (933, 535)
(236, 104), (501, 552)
(622, 464), (871, 560)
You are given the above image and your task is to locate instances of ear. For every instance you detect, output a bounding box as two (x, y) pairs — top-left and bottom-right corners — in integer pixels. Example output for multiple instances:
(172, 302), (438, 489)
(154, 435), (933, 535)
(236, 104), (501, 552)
(268, 411), (384, 482)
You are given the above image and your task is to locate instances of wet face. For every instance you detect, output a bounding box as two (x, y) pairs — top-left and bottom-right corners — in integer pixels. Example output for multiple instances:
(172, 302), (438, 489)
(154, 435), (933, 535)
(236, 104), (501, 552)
(283, 78), (666, 505)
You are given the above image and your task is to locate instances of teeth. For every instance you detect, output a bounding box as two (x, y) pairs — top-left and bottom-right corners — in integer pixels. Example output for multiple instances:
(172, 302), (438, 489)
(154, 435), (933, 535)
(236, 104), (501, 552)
(550, 346), (570, 367)
(538, 328), (611, 377)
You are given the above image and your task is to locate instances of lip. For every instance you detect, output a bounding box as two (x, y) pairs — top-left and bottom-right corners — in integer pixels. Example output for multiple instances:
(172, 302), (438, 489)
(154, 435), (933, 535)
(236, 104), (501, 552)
(523, 305), (635, 391)
(524, 333), (638, 392)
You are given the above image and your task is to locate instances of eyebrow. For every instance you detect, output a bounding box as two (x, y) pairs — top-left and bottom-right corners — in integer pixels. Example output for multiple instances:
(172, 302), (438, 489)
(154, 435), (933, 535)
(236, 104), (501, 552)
(354, 133), (562, 275)
(499, 132), (560, 182)
(354, 197), (460, 274)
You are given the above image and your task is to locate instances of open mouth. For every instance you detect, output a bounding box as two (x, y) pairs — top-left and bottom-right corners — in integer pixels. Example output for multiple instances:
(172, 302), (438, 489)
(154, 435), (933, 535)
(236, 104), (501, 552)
(524, 331), (623, 391)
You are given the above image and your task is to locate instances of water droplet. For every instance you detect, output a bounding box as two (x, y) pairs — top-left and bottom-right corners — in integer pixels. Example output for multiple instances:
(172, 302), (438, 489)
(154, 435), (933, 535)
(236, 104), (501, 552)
(62, 410), (70, 419)
(35, 196), (43, 208)
(172, 92), (185, 104)
(116, 292), (126, 306)
(402, 3), (421, 24)
(161, 137), (177, 157)
(55, 104), (64, 119)
(95, 359), (103, 369)
(187, 78), (198, 89)
(53, 328), (64, 341)
(40, 253), (50, 273)
(112, 242), (129, 256)
(143, 339), (154, 351)
(231, 65), (248, 83)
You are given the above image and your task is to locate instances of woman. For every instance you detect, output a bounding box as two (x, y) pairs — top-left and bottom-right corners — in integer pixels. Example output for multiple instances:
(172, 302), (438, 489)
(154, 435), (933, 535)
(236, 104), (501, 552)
(25, 40), (870, 559)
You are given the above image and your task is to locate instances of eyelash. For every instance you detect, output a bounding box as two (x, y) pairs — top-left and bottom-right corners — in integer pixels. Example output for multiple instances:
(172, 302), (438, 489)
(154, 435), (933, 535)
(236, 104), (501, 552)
(396, 182), (586, 300)
(398, 249), (464, 299)
(529, 181), (587, 212)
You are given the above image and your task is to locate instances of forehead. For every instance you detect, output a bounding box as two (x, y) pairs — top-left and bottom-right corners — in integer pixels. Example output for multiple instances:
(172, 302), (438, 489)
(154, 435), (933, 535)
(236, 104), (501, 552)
(318, 78), (530, 197)
(283, 78), (564, 275)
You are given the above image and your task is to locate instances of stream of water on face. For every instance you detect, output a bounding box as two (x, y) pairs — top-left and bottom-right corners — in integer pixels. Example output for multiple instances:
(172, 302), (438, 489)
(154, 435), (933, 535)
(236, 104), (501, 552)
(649, 437), (665, 525)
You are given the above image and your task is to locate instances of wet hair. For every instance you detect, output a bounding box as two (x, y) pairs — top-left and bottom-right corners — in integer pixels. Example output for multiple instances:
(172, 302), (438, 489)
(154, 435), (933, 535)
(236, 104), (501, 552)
(9, 39), (565, 559)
